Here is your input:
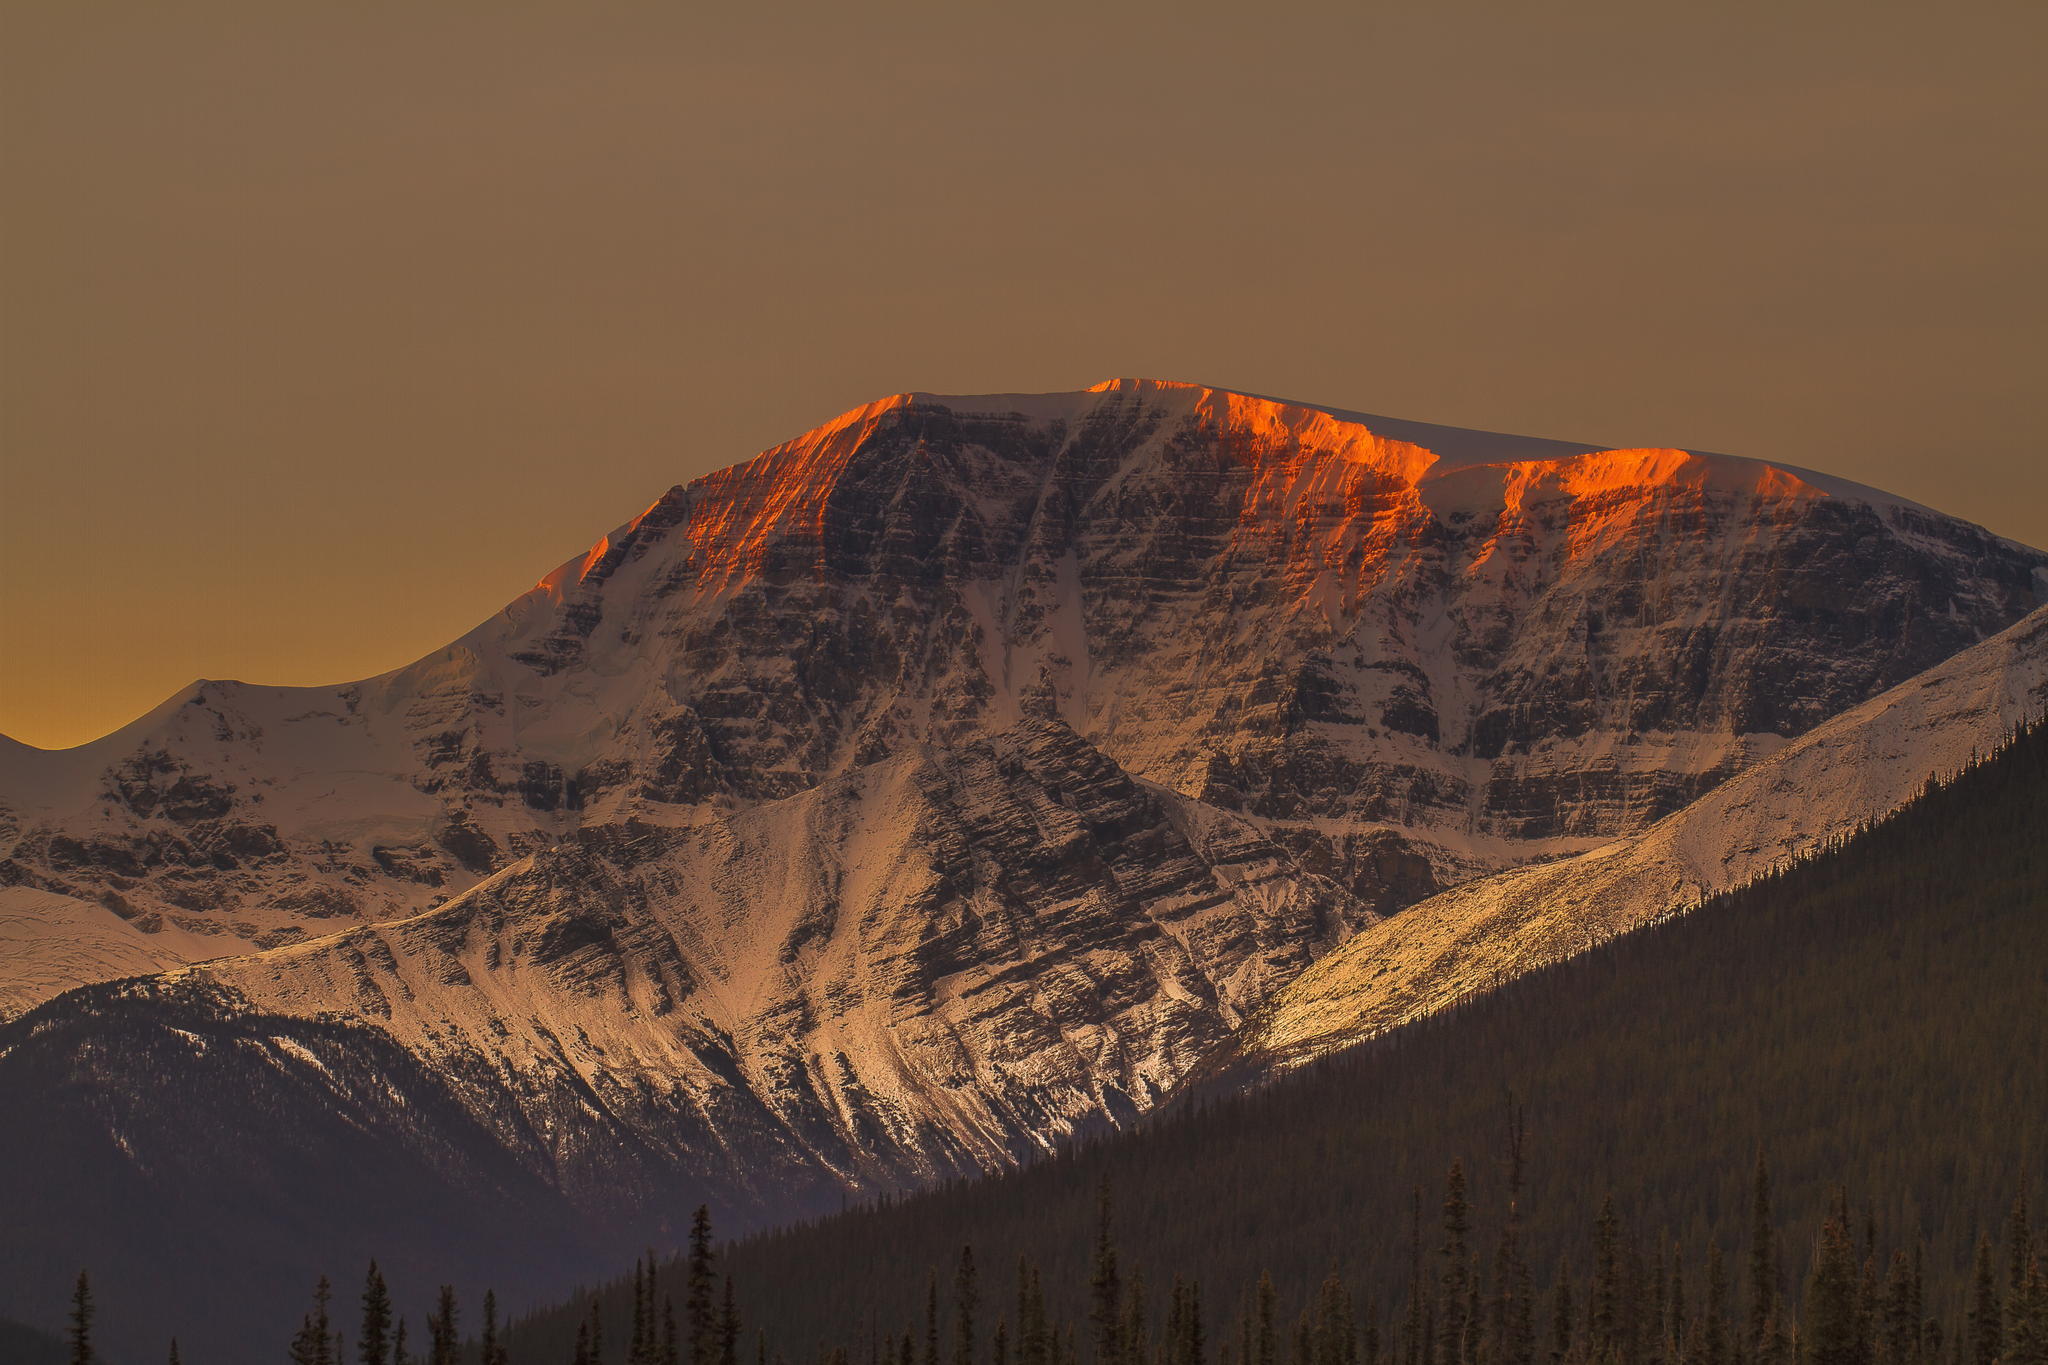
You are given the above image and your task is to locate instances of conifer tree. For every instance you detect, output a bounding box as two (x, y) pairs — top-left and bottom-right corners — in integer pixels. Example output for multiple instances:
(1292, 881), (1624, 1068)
(1705, 1244), (1729, 1365)
(1093, 1180), (1124, 1365)
(1314, 1274), (1355, 1365)
(958, 1247), (980, 1365)
(633, 1259), (651, 1365)
(69, 1272), (93, 1365)
(996, 1320), (1011, 1365)
(293, 1276), (340, 1365)
(482, 1290), (509, 1365)
(168, 1340), (181, 1365)
(1882, 1254), (1916, 1365)
(1549, 1264), (1573, 1365)
(666, 1298), (683, 1365)
(1749, 1156), (1778, 1360)
(1123, 1270), (1151, 1365)
(925, 1271), (941, 1365)
(1805, 1214), (1862, 1365)
(2012, 1184), (2035, 1309)
(1967, 1237), (2001, 1365)
(590, 1298), (607, 1365)
(691, 1207), (718, 1365)
(360, 1263), (394, 1365)
(574, 1315), (592, 1365)
(1592, 1198), (1620, 1362)
(723, 1275), (742, 1365)
(1260, 1274), (1279, 1365)
(428, 1286), (459, 1365)
(1441, 1164), (1471, 1365)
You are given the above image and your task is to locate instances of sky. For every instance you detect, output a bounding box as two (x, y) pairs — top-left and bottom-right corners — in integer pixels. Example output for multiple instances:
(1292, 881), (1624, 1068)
(3, 0), (2044, 749)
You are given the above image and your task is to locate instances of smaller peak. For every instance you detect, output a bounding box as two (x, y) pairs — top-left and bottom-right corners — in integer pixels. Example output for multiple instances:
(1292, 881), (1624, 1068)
(1084, 377), (1211, 395)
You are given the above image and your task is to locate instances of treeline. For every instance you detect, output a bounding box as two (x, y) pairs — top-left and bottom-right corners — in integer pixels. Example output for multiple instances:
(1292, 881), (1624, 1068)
(51, 1156), (2048, 1365)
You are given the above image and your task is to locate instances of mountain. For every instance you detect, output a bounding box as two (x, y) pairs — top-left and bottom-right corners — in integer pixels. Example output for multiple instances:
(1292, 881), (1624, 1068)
(515, 712), (2048, 1362)
(5, 381), (2041, 1016)
(1, 379), (2043, 1359)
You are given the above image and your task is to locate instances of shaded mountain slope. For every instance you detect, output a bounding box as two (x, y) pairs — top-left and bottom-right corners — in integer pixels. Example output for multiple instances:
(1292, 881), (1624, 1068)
(512, 713), (2048, 1361)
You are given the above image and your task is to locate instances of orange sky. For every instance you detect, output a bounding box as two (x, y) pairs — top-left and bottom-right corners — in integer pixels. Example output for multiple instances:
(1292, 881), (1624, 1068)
(3, 0), (2044, 749)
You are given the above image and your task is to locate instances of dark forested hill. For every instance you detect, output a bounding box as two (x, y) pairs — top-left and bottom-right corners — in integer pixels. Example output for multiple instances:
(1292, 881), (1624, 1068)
(506, 717), (2047, 1361)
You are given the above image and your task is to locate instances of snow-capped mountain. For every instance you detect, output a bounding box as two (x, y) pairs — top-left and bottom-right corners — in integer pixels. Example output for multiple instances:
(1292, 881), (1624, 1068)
(1, 379), (2044, 1352)
(4, 380), (2038, 1017)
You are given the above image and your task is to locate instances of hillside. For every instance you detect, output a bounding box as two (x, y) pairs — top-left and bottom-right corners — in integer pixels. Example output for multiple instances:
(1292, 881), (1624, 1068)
(503, 714), (2047, 1358)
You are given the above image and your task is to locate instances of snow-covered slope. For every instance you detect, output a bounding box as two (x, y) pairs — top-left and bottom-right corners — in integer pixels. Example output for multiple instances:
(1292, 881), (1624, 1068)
(1235, 604), (2048, 1068)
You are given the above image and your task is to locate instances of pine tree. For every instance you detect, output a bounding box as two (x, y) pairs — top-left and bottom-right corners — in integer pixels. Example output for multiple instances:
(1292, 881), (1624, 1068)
(1260, 1273), (1279, 1365)
(590, 1298), (607, 1365)
(1123, 1269), (1151, 1365)
(1882, 1254), (1916, 1365)
(1967, 1237), (2001, 1365)
(926, 1271), (941, 1365)
(691, 1207), (718, 1365)
(1441, 1164), (1472, 1365)
(1093, 1180), (1124, 1365)
(1705, 1244), (1729, 1365)
(392, 1319), (410, 1365)
(360, 1263), (394, 1365)
(1592, 1198), (1620, 1362)
(168, 1340), (181, 1365)
(1749, 1156), (1778, 1361)
(1549, 1263), (1573, 1365)
(1805, 1214), (1863, 1365)
(483, 1290), (509, 1365)
(69, 1272), (93, 1365)
(428, 1286), (459, 1365)
(1314, 1274), (1355, 1365)
(723, 1275), (742, 1365)
(1493, 1104), (1536, 1365)
(958, 1247), (981, 1365)
(633, 1258), (652, 1365)
(996, 1320), (1011, 1365)
(666, 1299), (683, 1365)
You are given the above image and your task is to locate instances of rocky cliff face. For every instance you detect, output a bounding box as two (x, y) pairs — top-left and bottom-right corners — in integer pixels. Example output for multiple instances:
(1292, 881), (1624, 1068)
(1, 380), (2044, 1355)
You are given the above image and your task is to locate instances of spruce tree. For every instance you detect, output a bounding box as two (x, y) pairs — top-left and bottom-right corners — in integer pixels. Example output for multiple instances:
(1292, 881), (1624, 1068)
(1749, 1155), (1778, 1361)
(958, 1247), (980, 1365)
(69, 1272), (92, 1365)
(1805, 1214), (1862, 1365)
(483, 1290), (509, 1365)
(1705, 1244), (1729, 1365)
(691, 1207), (718, 1365)
(1260, 1273), (1279, 1365)
(428, 1286), (459, 1365)
(1591, 1198), (1620, 1362)
(168, 1340), (181, 1365)
(926, 1271), (941, 1365)
(1092, 1180), (1124, 1365)
(1549, 1264), (1573, 1365)
(723, 1275), (741, 1365)
(393, 1318), (410, 1365)
(360, 1262), (394, 1365)
(1124, 1270), (1151, 1365)
(1441, 1164), (1471, 1365)
(1967, 1237), (2001, 1365)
